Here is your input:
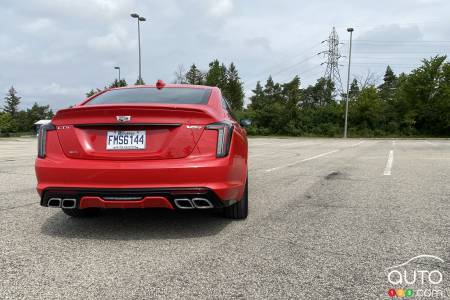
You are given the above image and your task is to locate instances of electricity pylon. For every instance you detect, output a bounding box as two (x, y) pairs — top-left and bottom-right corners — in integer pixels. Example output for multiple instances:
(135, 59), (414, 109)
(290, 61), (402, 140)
(319, 27), (344, 96)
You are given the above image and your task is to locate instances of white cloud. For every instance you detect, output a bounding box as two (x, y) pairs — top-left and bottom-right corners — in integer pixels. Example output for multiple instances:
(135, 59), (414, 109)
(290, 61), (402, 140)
(0, 46), (26, 62)
(207, 0), (233, 17)
(88, 33), (123, 52)
(87, 26), (135, 54)
(244, 36), (271, 51)
(357, 24), (423, 41)
(21, 18), (53, 33)
(1, 0), (449, 110)
(41, 83), (85, 97)
(24, 0), (136, 21)
(38, 52), (71, 65)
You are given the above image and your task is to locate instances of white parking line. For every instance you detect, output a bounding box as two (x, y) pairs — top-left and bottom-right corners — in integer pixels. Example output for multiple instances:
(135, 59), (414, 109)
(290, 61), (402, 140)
(383, 150), (394, 176)
(265, 150), (339, 172)
(425, 141), (436, 146)
(350, 141), (365, 147)
(250, 153), (267, 159)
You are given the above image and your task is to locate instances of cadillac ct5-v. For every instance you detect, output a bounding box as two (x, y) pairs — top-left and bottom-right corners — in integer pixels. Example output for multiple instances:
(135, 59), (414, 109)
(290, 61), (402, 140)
(35, 82), (249, 219)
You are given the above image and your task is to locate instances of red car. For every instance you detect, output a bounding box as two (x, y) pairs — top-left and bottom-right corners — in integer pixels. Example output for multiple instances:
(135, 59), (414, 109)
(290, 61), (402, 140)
(35, 82), (250, 219)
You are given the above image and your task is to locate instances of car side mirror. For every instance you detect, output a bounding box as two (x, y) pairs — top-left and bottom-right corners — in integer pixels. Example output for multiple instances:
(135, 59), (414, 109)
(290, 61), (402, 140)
(239, 119), (252, 127)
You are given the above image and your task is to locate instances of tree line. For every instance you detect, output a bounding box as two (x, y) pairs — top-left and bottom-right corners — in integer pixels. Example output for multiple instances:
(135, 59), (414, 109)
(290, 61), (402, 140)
(181, 55), (449, 137)
(0, 87), (54, 135)
(86, 60), (246, 111)
(1, 55), (449, 137)
(175, 60), (245, 111)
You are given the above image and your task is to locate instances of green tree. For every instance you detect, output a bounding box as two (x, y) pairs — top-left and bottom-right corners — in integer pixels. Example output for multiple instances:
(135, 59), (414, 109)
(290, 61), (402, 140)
(349, 86), (386, 135)
(0, 112), (14, 134)
(135, 78), (145, 85)
(86, 89), (95, 97)
(3, 86), (21, 118)
(224, 62), (245, 111)
(248, 81), (264, 111)
(182, 56), (450, 137)
(348, 79), (360, 99)
(247, 76), (285, 134)
(15, 111), (29, 132)
(301, 77), (335, 107)
(205, 59), (227, 89)
(185, 64), (204, 85)
(86, 88), (103, 98)
(13, 103), (54, 132)
(263, 76), (283, 99)
(378, 65), (397, 102)
(109, 79), (127, 88)
(29, 102), (53, 122)
(395, 55), (449, 135)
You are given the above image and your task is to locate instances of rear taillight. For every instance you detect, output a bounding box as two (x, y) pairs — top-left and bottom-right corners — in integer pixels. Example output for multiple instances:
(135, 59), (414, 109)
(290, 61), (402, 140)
(37, 123), (56, 158)
(206, 121), (234, 158)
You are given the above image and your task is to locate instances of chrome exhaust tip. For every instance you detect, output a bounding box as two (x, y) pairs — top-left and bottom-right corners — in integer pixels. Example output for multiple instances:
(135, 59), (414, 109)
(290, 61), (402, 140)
(174, 198), (194, 209)
(191, 198), (214, 209)
(61, 198), (77, 209)
(47, 198), (62, 208)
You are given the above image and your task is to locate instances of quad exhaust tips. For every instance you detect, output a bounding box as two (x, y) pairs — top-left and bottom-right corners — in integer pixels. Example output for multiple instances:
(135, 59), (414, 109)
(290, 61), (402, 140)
(191, 198), (214, 209)
(47, 198), (62, 208)
(61, 198), (77, 209)
(174, 198), (194, 209)
(49, 196), (213, 210)
(174, 198), (214, 209)
(47, 198), (77, 209)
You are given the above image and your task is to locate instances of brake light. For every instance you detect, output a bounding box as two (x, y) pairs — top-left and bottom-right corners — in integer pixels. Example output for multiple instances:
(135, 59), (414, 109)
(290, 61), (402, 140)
(206, 121), (234, 158)
(156, 79), (166, 89)
(37, 123), (56, 158)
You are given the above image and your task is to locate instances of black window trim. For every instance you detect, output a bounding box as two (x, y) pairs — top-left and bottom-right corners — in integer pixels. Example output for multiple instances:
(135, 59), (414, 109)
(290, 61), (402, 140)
(85, 87), (212, 106)
(221, 97), (236, 120)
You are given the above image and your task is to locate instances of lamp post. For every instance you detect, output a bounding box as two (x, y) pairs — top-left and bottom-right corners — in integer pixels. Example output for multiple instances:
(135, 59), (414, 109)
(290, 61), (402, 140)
(114, 66), (121, 82)
(130, 13), (146, 84)
(344, 27), (354, 138)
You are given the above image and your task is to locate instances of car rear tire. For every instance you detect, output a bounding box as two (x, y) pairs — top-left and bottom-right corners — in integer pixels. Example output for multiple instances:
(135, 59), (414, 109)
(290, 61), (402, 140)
(61, 208), (100, 217)
(222, 179), (248, 219)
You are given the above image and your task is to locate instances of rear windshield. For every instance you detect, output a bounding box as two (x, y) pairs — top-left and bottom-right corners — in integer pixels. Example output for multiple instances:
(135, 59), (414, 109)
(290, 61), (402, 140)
(85, 87), (211, 105)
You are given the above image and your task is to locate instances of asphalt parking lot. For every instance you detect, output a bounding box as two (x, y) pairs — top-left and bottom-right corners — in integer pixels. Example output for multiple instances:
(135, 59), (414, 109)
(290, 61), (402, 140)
(1, 137), (449, 299)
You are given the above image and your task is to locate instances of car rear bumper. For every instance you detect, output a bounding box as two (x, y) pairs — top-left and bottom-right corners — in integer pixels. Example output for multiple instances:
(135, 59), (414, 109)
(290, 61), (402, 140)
(36, 155), (246, 207)
(41, 187), (237, 210)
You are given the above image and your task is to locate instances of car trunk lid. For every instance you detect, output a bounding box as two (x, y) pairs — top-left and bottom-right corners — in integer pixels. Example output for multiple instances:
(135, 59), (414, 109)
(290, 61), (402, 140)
(52, 104), (219, 160)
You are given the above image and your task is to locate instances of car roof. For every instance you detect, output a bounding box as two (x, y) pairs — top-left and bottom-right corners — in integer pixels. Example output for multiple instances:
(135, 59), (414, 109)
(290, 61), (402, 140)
(109, 84), (214, 91)
(79, 83), (221, 108)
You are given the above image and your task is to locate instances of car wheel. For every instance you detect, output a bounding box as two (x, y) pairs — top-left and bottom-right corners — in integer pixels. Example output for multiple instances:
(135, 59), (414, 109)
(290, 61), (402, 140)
(61, 208), (100, 217)
(223, 179), (248, 219)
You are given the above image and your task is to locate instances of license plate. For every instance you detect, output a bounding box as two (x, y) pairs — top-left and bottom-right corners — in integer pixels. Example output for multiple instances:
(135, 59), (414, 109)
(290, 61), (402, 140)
(106, 130), (146, 150)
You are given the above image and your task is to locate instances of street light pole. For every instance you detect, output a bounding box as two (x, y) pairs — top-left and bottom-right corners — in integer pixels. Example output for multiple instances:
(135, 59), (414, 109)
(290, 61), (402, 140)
(114, 66), (121, 82)
(130, 13), (146, 84)
(137, 18), (142, 83)
(344, 27), (354, 139)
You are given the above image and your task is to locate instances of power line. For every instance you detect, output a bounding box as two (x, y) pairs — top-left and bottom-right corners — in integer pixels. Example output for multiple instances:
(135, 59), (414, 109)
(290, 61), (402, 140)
(347, 51), (447, 54)
(345, 55), (442, 59)
(352, 62), (420, 66)
(243, 53), (319, 90)
(244, 42), (322, 81)
(333, 20), (449, 31)
(270, 55), (318, 77)
(342, 39), (450, 43)
(277, 64), (323, 83)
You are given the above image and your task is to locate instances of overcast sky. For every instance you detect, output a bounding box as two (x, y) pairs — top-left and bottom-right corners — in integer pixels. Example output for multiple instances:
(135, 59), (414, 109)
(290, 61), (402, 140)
(1, 0), (449, 110)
